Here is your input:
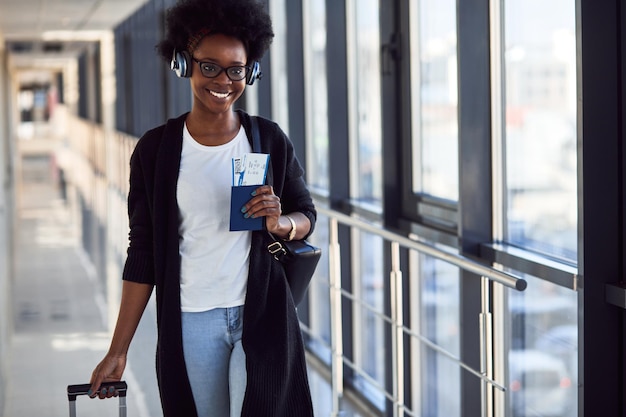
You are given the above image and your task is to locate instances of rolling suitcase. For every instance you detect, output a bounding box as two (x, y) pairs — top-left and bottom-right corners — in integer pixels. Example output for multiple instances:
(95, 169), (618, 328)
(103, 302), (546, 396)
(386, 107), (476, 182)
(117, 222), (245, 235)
(67, 381), (127, 417)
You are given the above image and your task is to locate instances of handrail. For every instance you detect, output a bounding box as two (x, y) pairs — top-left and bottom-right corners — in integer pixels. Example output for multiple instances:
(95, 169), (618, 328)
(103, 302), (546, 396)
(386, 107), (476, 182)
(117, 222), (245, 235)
(315, 205), (527, 291)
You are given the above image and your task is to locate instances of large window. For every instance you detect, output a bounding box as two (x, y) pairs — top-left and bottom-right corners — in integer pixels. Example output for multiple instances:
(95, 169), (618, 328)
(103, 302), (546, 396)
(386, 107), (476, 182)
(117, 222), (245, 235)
(499, 1), (579, 415)
(348, 0), (382, 207)
(303, 0), (329, 193)
(503, 0), (577, 261)
(269, 0), (289, 132)
(413, 256), (461, 417)
(507, 274), (577, 417)
(352, 230), (386, 409)
(307, 215), (332, 363)
(299, 0), (593, 412)
(344, 0), (386, 410)
(410, 0), (458, 201)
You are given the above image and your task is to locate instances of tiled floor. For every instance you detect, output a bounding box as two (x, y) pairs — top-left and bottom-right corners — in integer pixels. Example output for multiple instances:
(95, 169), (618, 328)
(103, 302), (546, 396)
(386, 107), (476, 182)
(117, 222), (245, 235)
(4, 156), (125, 417)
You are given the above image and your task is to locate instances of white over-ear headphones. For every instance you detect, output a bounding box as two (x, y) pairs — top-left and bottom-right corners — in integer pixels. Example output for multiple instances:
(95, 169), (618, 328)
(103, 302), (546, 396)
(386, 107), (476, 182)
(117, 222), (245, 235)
(170, 49), (262, 85)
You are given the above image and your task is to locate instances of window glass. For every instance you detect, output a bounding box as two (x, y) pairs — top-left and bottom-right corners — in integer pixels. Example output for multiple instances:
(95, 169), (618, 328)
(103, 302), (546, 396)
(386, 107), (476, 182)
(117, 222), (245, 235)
(348, 0), (382, 206)
(347, 0), (385, 402)
(410, 0), (458, 201)
(417, 256), (460, 417)
(508, 275), (577, 417)
(353, 230), (386, 410)
(307, 215), (332, 363)
(304, 0), (329, 193)
(269, 0), (289, 132)
(503, 0), (577, 260)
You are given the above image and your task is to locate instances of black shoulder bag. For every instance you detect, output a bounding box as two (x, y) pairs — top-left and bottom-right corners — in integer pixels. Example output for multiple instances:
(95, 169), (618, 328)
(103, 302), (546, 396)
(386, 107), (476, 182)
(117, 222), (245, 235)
(250, 116), (322, 306)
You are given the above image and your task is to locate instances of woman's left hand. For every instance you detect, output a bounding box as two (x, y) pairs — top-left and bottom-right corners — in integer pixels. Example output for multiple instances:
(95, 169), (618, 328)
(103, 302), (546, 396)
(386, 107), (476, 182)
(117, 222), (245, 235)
(242, 185), (282, 233)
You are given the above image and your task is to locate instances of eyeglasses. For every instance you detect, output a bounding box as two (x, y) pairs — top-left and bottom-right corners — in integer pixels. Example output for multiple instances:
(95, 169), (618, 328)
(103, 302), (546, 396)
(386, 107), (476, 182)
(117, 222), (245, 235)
(192, 58), (250, 81)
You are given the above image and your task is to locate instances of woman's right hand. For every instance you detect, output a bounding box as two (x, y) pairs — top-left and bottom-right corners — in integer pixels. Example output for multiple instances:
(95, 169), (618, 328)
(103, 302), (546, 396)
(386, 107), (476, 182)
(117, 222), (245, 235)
(88, 353), (127, 399)
(87, 281), (153, 399)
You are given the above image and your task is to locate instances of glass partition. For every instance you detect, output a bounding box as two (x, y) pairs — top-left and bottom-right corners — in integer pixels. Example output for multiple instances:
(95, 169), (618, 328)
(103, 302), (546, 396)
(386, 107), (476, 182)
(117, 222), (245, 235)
(352, 229), (386, 409)
(507, 274), (577, 417)
(503, 0), (577, 261)
(410, 0), (458, 201)
(347, 0), (382, 207)
(413, 255), (461, 417)
(307, 215), (332, 363)
(303, 0), (330, 193)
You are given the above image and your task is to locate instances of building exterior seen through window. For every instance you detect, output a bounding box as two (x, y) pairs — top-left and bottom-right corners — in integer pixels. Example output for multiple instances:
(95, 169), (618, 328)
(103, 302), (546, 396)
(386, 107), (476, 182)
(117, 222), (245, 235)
(304, 0), (330, 194)
(410, 0), (459, 201)
(503, 0), (578, 416)
(503, 0), (577, 262)
(293, 0), (579, 415)
(349, 0), (383, 208)
(416, 257), (461, 416)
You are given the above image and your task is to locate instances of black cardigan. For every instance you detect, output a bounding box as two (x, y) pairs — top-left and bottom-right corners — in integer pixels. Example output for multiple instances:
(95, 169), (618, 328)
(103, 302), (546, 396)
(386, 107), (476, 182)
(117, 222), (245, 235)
(121, 110), (316, 417)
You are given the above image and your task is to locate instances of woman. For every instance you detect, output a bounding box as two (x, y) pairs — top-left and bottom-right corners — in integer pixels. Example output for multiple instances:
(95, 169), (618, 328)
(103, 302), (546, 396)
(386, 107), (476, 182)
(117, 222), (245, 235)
(87, 0), (316, 416)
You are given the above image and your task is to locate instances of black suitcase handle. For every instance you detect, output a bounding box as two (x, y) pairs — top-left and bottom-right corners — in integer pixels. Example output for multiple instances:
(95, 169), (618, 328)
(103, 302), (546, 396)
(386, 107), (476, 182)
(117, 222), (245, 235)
(67, 381), (127, 401)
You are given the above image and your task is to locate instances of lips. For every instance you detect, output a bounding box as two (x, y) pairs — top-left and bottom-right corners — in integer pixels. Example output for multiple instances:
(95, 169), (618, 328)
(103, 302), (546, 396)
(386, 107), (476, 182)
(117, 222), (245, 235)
(209, 90), (231, 99)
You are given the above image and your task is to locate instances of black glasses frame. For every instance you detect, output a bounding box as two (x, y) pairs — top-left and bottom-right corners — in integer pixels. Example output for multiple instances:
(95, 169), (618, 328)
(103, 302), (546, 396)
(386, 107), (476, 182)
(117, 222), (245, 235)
(191, 58), (251, 81)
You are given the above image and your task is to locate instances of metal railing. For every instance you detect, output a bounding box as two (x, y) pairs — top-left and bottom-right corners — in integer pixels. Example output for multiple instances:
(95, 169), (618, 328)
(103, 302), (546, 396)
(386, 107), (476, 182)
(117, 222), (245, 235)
(302, 207), (526, 417)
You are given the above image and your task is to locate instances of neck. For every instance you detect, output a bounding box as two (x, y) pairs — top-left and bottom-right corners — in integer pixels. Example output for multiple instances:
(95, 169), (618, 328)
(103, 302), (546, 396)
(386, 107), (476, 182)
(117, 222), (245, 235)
(186, 110), (240, 146)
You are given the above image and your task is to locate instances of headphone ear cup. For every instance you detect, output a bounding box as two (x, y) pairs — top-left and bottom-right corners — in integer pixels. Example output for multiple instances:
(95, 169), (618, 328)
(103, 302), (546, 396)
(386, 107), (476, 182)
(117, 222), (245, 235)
(171, 50), (191, 78)
(246, 61), (262, 85)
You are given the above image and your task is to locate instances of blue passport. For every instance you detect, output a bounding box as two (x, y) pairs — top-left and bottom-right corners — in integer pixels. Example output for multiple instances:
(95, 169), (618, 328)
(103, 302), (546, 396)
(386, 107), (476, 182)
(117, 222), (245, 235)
(230, 185), (264, 231)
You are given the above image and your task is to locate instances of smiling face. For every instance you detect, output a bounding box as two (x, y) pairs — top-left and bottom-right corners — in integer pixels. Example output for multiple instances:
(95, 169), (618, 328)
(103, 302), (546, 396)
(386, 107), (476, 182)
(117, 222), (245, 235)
(189, 33), (248, 117)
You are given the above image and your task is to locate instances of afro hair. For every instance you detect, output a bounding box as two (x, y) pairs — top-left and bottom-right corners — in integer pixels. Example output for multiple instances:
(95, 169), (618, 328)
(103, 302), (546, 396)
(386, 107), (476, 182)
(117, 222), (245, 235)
(156, 0), (274, 63)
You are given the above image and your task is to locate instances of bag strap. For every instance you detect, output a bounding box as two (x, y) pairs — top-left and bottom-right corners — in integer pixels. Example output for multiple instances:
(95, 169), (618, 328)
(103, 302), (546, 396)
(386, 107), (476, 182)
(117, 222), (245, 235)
(250, 115), (262, 153)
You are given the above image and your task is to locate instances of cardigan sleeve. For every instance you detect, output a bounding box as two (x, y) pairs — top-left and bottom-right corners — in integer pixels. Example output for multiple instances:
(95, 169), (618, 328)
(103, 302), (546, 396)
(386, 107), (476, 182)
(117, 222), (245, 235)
(257, 117), (317, 239)
(122, 142), (156, 285)
(282, 174), (316, 239)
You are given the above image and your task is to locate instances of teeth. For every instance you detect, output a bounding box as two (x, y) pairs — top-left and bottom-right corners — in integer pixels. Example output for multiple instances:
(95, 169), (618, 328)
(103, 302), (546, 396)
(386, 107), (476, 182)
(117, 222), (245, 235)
(210, 90), (229, 99)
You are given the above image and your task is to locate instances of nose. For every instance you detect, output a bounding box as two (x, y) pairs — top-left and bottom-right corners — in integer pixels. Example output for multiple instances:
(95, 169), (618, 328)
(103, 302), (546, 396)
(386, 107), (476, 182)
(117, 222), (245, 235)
(215, 69), (233, 83)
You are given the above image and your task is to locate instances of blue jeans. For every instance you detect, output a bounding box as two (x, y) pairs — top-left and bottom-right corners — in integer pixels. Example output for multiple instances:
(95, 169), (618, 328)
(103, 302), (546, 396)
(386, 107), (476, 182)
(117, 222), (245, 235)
(181, 306), (247, 417)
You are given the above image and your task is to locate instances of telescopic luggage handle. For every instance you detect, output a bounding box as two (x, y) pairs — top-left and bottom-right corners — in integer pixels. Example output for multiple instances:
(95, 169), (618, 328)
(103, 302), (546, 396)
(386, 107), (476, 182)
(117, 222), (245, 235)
(67, 380), (127, 399)
(67, 381), (127, 417)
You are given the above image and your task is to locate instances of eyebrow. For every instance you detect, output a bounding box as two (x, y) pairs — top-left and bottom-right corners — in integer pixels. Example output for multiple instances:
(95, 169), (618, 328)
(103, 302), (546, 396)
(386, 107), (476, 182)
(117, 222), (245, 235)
(193, 57), (247, 66)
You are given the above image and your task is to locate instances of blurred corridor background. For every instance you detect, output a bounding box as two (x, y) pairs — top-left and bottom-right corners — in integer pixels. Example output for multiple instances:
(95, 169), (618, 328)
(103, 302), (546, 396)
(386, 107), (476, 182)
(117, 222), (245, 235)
(1, 0), (626, 417)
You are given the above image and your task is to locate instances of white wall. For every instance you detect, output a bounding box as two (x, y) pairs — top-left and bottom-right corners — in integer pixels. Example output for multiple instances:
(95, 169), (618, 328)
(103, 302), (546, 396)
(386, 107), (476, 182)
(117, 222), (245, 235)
(0, 30), (16, 414)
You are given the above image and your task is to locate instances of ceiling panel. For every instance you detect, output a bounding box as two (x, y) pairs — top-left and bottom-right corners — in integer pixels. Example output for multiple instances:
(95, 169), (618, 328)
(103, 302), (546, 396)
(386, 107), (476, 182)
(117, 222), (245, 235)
(0, 0), (148, 69)
(0, 0), (148, 39)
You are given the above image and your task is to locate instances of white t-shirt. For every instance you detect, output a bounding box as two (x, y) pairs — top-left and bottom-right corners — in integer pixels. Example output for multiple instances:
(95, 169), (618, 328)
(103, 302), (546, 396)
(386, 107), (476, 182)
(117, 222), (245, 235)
(177, 123), (253, 312)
